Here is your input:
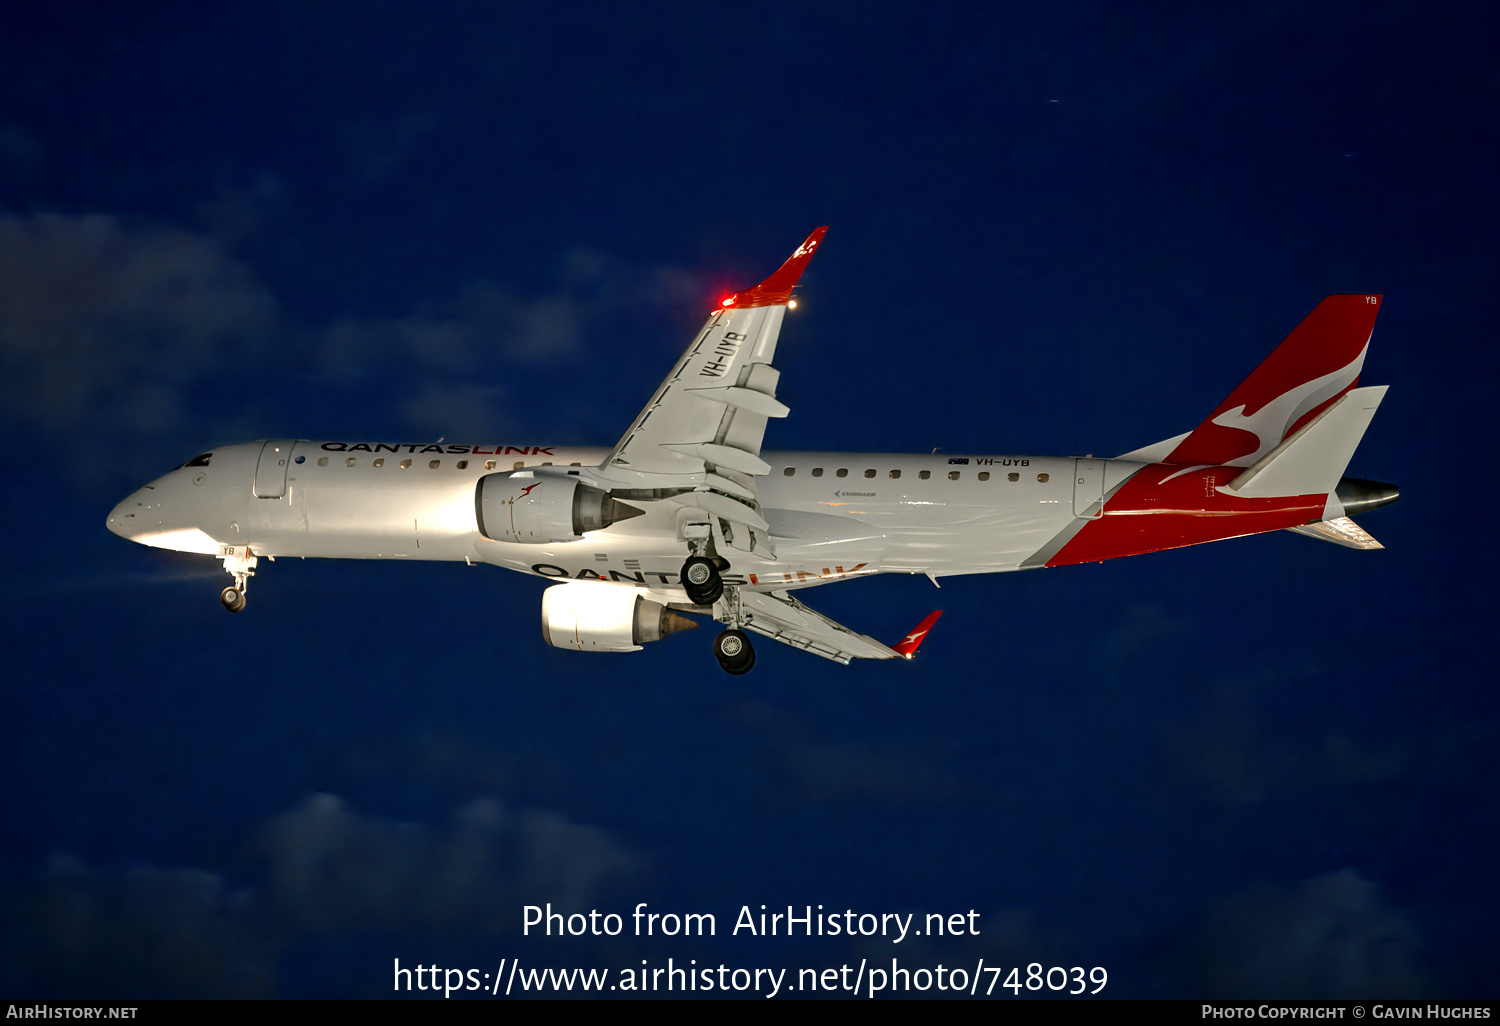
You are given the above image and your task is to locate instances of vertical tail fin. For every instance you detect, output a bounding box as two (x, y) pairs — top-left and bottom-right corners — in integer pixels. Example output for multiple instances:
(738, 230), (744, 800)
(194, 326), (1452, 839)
(1120, 295), (1382, 467)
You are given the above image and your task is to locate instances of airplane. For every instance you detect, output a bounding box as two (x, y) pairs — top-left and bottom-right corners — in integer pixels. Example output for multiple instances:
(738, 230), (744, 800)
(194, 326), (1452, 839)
(106, 227), (1398, 674)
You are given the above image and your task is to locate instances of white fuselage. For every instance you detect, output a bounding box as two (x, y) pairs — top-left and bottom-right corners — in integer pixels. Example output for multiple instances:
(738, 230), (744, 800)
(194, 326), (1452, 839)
(107, 439), (1148, 591)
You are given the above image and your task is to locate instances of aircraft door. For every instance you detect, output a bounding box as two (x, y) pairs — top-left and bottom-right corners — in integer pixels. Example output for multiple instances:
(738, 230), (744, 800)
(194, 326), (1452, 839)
(253, 440), (297, 499)
(1072, 458), (1104, 519)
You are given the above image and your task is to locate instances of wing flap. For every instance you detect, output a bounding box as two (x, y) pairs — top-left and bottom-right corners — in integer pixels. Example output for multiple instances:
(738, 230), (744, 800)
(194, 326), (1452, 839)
(687, 489), (770, 532)
(666, 442), (773, 477)
(739, 590), (903, 664)
(683, 386), (790, 419)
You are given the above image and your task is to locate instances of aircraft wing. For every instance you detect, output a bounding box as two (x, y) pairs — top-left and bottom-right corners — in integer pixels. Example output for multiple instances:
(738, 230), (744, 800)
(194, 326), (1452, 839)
(738, 590), (941, 665)
(599, 228), (827, 556)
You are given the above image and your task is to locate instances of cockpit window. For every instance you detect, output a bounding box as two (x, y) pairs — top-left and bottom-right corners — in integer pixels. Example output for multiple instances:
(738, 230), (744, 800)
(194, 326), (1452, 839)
(182, 452), (213, 468)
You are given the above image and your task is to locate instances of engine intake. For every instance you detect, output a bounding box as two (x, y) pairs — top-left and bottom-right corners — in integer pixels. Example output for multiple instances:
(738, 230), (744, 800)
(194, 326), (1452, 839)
(475, 472), (641, 543)
(541, 583), (698, 652)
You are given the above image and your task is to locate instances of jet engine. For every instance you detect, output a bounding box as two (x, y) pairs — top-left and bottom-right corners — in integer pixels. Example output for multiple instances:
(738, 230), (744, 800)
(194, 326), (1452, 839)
(475, 472), (641, 543)
(541, 583), (698, 652)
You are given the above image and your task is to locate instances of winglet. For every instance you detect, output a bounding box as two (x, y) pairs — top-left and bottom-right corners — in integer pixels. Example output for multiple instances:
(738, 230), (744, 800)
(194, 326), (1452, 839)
(720, 226), (828, 309)
(892, 610), (944, 659)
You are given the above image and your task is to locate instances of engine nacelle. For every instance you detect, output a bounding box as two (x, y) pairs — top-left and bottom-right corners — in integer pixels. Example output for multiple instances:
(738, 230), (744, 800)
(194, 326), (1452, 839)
(475, 472), (640, 543)
(541, 583), (698, 653)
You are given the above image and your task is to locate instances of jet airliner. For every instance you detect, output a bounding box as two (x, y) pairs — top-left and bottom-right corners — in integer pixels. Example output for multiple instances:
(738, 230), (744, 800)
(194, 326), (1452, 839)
(107, 228), (1397, 673)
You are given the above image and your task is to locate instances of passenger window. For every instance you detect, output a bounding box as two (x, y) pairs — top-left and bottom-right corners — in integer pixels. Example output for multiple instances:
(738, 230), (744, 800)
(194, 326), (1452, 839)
(317, 457), (328, 467)
(1008, 472), (1019, 482)
(836, 468), (848, 478)
(400, 459), (412, 469)
(948, 471), (960, 480)
(294, 455), (305, 464)
(456, 460), (469, 470)
(784, 467), (795, 476)
(488, 461), (498, 470)
(919, 470), (931, 480)
(373, 458), (385, 468)
(1037, 473), (1049, 483)
(812, 468), (824, 477)
(889, 469), (901, 479)
(978, 472), (989, 481)
(346, 457), (356, 467)
(864, 469), (875, 478)
(428, 460), (441, 469)
(512, 461), (523, 470)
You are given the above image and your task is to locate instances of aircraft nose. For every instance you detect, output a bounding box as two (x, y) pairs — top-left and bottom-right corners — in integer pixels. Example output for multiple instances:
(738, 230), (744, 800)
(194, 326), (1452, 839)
(106, 489), (152, 540)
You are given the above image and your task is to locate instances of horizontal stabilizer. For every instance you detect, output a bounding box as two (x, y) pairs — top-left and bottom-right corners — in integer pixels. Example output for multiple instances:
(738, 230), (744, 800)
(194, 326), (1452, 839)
(1227, 386), (1387, 498)
(1285, 517), (1384, 550)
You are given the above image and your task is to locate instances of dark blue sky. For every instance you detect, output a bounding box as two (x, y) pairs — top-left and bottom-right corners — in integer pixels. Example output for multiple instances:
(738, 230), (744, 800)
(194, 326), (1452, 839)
(1, 2), (1495, 999)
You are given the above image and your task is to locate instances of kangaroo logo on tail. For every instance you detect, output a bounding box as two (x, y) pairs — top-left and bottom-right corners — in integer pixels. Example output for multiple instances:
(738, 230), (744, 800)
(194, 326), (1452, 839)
(1160, 294), (1381, 467)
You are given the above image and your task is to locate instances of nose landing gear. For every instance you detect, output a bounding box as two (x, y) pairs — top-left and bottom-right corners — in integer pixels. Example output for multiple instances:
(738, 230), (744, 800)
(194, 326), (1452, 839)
(216, 544), (257, 613)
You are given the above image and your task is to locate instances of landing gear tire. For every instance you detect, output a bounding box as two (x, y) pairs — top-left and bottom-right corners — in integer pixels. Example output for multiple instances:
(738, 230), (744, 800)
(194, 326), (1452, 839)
(714, 629), (755, 675)
(220, 586), (246, 613)
(682, 556), (724, 605)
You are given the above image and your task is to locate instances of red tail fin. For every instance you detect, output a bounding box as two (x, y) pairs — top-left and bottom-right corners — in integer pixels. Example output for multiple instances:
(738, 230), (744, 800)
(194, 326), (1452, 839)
(1162, 295), (1381, 467)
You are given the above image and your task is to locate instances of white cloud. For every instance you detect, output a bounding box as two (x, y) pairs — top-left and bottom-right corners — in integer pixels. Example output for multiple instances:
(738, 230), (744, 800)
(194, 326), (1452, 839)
(0, 213), (275, 430)
(1163, 869), (1426, 998)
(734, 702), (959, 804)
(0, 209), (705, 449)
(258, 793), (642, 933)
(1, 794), (641, 997)
(316, 251), (703, 384)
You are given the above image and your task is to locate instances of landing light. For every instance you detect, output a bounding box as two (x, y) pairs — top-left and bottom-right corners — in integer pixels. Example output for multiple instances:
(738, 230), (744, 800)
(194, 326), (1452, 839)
(788, 300), (798, 309)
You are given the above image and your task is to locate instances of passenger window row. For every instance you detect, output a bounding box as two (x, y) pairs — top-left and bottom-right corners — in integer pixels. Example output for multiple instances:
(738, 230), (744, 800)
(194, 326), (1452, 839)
(313, 457), (507, 470)
(307, 457), (588, 473)
(781, 467), (1049, 483)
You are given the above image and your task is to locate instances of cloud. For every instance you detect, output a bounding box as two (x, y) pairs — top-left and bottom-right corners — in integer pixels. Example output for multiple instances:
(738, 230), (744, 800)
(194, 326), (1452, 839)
(343, 111), (439, 187)
(317, 250), (703, 383)
(1167, 674), (1411, 806)
(313, 248), (705, 438)
(0, 207), (704, 447)
(0, 125), (43, 177)
(1160, 869), (1426, 998)
(0, 794), (641, 998)
(259, 794), (641, 933)
(1, 856), (269, 999)
(733, 702), (959, 805)
(0, 213), (276, 432)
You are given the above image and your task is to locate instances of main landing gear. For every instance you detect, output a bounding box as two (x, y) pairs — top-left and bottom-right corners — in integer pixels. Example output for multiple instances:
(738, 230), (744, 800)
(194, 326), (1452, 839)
(681, 551), (750, 673)
(217, 544), (257, 614)
(714, 628), (755, 675)
(681, 555), (724, 605)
